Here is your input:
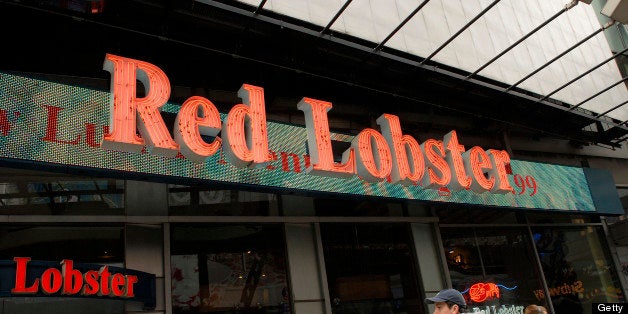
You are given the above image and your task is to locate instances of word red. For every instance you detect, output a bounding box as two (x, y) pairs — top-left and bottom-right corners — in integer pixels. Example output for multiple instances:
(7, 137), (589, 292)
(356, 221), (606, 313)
(11, 257), (138, 298)
(102, 54), (514, 194)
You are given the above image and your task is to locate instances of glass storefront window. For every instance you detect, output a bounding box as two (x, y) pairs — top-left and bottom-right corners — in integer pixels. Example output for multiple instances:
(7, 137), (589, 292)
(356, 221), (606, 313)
(314, 198), (404, 217)
(434, 206), (521, 224)
(526, 212), (600, 224)
(170, 224), (291, 313)
(0, 168), (124, 215)
(319, 223), (422, 313)
(440, 227), (547, 313)
(0, 225), (125, 313)
(168, 185), (279, 216)
(0, 225), (124, 263)
(532, 226), (625, 314)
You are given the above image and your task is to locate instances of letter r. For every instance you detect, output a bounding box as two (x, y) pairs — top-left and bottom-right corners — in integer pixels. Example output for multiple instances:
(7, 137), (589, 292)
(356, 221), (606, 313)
(102, 54), (178, 156)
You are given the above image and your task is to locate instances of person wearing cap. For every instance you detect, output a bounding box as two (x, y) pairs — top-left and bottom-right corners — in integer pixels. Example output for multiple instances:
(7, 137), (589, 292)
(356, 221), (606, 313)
(524, 304), (548, 314)
(425, 288), (467, 314)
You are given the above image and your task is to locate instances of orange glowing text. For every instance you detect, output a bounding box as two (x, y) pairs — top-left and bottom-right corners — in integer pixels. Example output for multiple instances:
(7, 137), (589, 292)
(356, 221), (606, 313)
(102, 54), (513, 194)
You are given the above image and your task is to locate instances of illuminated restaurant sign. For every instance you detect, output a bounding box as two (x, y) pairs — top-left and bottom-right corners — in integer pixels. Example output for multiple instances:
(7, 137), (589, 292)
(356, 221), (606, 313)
(0, 54), (621, 213)
(103, 54), (512, 194)
(469, 305), (525, 314)
(0, 258), (155, 308)
(463, 282), (524, 314)
(469, 282), (501, 303)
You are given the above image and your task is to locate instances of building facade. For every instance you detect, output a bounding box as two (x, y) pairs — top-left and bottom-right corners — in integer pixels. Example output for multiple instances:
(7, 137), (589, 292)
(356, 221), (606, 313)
(0, 0), (627, 314)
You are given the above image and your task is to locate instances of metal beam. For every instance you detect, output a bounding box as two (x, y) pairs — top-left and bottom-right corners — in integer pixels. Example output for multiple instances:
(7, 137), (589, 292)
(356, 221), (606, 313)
(373, 0), (430, 51)
(320, 0), (353, 35)
(466, 0), (578, 80)
(536, 46), (628, 103)
(253, 0), (267, 15)
(505, 21), (614, 92)
(421, 0), (501, 65)
(613, 134), (628, 145)
(190, 0), (628, 133)
(569, 76), (628, 111)
(596, 100), (628, 117)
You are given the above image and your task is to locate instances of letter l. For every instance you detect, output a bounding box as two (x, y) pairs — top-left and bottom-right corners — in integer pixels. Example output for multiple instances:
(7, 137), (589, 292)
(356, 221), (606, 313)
(11, 257), (39, 293)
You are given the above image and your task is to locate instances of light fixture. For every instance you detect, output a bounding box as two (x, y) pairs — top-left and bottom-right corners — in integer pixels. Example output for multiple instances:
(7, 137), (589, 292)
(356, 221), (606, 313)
(99, 250), (114, 259)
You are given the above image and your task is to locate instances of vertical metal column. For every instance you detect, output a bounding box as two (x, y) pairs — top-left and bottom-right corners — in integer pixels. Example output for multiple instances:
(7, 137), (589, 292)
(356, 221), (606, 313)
(164, 222), (172, 314)
(433, 222), (453, 288)
(526, 220), (555, 314)
(314, 223), (332, 313)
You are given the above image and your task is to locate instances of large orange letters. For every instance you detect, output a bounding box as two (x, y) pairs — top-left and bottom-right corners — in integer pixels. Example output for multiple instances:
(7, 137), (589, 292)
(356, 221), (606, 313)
(100, 54), (515, 195)
(102, 54), (178, 156)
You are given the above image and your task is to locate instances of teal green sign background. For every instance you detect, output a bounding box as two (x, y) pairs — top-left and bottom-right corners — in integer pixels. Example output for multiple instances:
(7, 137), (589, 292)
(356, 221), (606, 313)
(0, 72), (595, 212)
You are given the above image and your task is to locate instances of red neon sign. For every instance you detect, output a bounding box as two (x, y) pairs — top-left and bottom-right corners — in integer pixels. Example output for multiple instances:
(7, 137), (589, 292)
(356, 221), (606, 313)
(11, 257), (138, 298)
(469, 282), (500, 303)
(102, 54), (514, 195)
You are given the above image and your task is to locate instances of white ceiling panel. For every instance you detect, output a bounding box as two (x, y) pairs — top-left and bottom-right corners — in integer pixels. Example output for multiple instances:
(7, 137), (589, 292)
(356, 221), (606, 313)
(229, 0), (628, 122)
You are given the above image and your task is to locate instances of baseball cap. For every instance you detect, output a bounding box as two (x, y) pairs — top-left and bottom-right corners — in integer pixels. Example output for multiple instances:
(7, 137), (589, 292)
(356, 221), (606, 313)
(425, 289), (467, 308)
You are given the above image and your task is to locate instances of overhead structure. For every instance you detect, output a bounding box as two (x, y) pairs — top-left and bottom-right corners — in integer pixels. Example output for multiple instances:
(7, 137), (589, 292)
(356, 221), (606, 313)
(3, 0), (628, 147)
(601, 0), (628, 24)
(197, 0), (628, 147)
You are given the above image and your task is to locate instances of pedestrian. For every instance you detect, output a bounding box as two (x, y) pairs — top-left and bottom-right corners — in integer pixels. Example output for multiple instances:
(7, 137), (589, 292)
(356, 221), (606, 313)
(524, 304), (548, 314)
(425, 288), (467, 314)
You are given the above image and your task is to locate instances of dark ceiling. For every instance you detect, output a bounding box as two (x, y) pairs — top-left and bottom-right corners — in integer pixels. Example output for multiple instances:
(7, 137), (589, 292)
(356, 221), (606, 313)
(1, 0), (626, 149)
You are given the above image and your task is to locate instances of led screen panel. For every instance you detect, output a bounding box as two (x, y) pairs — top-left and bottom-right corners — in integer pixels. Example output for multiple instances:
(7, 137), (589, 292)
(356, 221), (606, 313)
(0, 71), (596, 212)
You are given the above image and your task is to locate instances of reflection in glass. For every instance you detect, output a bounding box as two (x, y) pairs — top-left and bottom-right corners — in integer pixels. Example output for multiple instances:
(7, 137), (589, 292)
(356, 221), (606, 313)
(170, 224), (291, 313)
(0, 174), (124, 215)
(440, 227), (547, 313)
(0, 226), (124, 263)
(320, 223), (421, 313)
(532, 227), (625, 314)
(0, 225), (125, 313)
(168, 185), (278, 216)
